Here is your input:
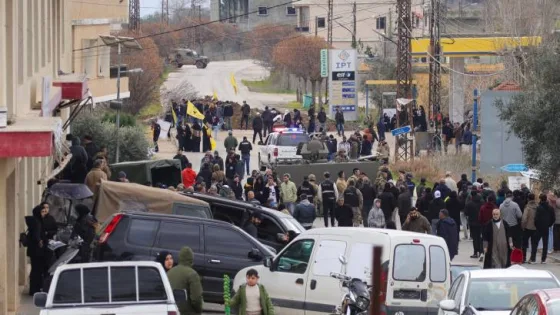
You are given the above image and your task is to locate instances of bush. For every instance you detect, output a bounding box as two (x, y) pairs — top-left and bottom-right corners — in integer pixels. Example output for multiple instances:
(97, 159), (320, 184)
(71, 110), (150, 164)
(102, 111), (137, 127)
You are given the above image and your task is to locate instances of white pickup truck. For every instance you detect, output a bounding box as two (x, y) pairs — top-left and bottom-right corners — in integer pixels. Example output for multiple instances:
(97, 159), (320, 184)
(33, 261), (186, 315)
(259, 128), (310, 166)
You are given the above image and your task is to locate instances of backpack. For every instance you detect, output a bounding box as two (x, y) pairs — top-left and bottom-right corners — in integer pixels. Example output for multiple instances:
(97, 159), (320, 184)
(19, 229), (29, 247)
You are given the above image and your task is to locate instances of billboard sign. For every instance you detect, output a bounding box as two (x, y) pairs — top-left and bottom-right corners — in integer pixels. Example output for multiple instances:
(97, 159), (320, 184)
(329, 49), (358, 121)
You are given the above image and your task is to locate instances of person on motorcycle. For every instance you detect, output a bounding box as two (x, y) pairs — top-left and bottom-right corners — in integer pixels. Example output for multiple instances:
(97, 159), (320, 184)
(70, 204), (96, 263)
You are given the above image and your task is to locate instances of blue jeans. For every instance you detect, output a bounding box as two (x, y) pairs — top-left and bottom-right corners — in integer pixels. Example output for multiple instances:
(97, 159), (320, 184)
(337, 122), (344, 135)
(242, 154), (250, 175)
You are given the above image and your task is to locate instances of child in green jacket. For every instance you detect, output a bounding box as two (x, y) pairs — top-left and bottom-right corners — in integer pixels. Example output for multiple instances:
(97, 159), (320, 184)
(230, 269), (274, 315)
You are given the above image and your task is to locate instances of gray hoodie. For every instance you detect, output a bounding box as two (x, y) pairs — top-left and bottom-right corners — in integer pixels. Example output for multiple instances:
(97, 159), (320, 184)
(499, 198), (522, 227)
(368, 198), (386, 228)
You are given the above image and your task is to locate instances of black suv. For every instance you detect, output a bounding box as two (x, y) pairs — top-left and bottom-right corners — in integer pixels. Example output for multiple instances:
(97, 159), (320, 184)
(92, 211), (275, 303)
(182, 192), (304, 251)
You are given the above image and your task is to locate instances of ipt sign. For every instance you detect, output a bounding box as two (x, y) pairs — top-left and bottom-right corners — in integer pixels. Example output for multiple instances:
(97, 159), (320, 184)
(329, 49), (358, 121)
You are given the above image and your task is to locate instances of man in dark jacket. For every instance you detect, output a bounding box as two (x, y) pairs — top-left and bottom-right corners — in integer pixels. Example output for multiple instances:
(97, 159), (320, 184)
(297, 176), (316, 203)
(531, 193), (556, 263)
(397, 186), (412, 225)
(241, 101), (250, 130)
(335, 107), (345, 136)
(335, 196), (353, 227)
(238, 137), (252, 176)
(68, 137), (89, 183)
(252, 112), (263, 144)
(416, 187), (433, 218)
(294, 194), (316, 229)
(167, 247), (203, 315)
(262, 106), (273, 137)
(71, 204), (96, 263)
(437, 209), (459, 260)
(317, 107), (327, 132)
(229, 174), (243, 200)
(457, 174), (472, 192)
(379, 183), (396, 222)
(243, 213), (262, 238)
(428, 191), (446, 234)
(82, 135), (99, 171)
(465, 191), (483, 258)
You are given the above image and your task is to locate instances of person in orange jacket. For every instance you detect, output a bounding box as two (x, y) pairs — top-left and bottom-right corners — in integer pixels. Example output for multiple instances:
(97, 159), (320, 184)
(181, 162), (197, 188)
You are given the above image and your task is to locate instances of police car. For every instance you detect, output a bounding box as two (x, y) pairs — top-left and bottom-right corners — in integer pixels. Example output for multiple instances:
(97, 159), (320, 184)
(259, 127), (310, 166)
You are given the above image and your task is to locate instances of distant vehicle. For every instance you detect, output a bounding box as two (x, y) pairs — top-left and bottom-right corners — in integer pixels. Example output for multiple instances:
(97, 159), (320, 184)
(510, 289), (560, 315)
(259, 127), (310, 166)
(168, 48), (209, 69)
(438, 269), (560, 315)
(34, 261), (185, 315)
(92, 211), (276, 303)
(450, 263), (481, 283)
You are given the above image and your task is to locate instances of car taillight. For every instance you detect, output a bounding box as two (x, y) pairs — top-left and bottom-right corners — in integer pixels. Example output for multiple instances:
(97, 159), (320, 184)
(273, 148), (278, 157)
(99, 214), (123, 244)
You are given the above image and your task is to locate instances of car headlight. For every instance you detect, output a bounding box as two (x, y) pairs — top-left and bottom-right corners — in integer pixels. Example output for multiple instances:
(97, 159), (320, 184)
(356, 297), (370, 310)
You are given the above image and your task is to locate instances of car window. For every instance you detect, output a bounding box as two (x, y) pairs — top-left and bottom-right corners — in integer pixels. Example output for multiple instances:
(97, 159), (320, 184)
(275, 239), (315, 274)
(83, 267), (109, 303)
(466, 278), (559, 311)
(138, 267), (167, 301)
(429, 246), (447, 282)
(257, 215), (283, 243)
(277, 134), (309, 146)
(127, 219), (158, 247)
(453, 276), (465, 306)
(393, 244), (426, 281)
(312, 240), (347, 276)
(157, 222), (201, 251)
(53, 269), (82, 304)
(451, 265), (480, 282)
(448, 275), (463, 300)
(212, 204), (244, 226)
(172, 203), (211, 219)
(111, 267), (136, 302)
(205, 226), (253, 258)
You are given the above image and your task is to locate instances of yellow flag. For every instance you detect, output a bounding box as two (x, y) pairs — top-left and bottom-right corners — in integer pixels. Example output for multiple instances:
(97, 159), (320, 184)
(187, 101), (205, 120)
(230, 73), (238, 95)
(210, 138), (217, 151)
(171, 106), (178, 125)
(213, 90), (218, 100)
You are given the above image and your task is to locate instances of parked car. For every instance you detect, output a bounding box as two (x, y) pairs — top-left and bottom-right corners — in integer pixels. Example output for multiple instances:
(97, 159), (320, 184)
(450, 263), (481, 283)
(511, 289), (560, 315)
(33, 261), (185, 315)
(183, 192), (305, 251)
(234, 228), (452, 315)
(92, 211), (275, 303)
(438, 269), (560, 315)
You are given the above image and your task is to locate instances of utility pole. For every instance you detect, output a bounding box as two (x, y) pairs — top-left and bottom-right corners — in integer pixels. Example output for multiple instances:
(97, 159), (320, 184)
(161, 0), (169, 30)
(326, 0), (333, 100)
(428, 0), (442, 130)
(315, 17), (319, 36)
(395, 0), (414, 161)
(352, 2), (357, 48)
(129, 0), (140, 32)
(198, 5), (203, 54)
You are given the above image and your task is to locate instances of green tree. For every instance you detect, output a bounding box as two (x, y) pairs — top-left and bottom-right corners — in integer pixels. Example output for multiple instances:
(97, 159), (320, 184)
(496, 41), (560, 187)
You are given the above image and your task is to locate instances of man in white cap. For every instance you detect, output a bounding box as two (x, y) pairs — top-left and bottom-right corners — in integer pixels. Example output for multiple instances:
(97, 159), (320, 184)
(429, 190), (446, 235)
(252, 111), (263, 144)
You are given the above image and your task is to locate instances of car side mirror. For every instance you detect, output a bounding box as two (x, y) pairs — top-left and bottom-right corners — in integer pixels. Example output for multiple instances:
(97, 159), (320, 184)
(338, 255), (348, 265)
(248, 248), (262, 260)
(173, 289), (188, 302)
(33, 292), (48, 308)
(439, 300), (457, 312)
(264, 257), (273, 271)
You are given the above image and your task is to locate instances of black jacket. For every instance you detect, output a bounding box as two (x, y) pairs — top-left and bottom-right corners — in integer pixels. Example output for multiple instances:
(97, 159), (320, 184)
(335, 204), (354, 227)
(213, 156), (224, 171)
(252, 116), (263, 130)
(225, 157), (238, 179)
(428, 198), (446, 221)
(360, 184), (377, 202)
(445, 197), (463, 230)
(223, 104), (234, 117)
(318, 111), (327, 123)
(261, 185), (280, 204)
(465, 195), (483, 226)
(335, 112), (344, 124)
(197, 168), (212, 189)
(397, 191), (412, 217)
(229, 180), (243, 200)
(238, 141), (252, 155)
(262, 109), (272, 123)
(243, 222), (258, 238)
(379, 191), (396, 220)
(416, 195), (433, 218)
(535, 201), (556, 231)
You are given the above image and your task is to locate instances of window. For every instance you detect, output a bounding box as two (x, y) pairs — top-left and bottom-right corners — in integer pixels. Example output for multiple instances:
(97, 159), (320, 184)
(83, 268), (109, 303)
(138, 267), (167, 301)
(393, 244), (426, 281)
(205, 226), (253, 258)
(111, 267), (136, 302)
(429, 246), (447, 282)
(157, 222), (201, 251)
(466, 278), (559, 311)
(127, 219), (158, 247)
(257, 216), (283, 243)
(286, 6), (296, 15)
(258, 7), (268, 15)
(172, 203), (211, 219)
(277, 134), (309, 146)
(53, 270), (82, 304)
(317, 17), (326, 28)
(376, 17), (386, 30)
(275, 239), (314, 274)
(312, 240), (347, 276)
(98, 46), (110, 77)
(453, 276), (464, 306)
(448, 275), (464, 300)
(81, 39), (98, 78)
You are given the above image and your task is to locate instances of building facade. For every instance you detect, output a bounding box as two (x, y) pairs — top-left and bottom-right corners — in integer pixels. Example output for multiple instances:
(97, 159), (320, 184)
(0, 1), (128, 314)
(210, 0), (298, 30)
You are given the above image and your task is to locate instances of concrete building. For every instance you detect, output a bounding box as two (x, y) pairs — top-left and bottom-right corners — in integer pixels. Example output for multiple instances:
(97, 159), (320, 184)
(210, 0), (298, 30)
(0, 1), (128, 314)
(293, 0), (427, 51)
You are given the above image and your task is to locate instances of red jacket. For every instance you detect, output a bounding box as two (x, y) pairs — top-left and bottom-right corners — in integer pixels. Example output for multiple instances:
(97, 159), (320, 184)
(478, 201), (496, 226)
(182, 168), (197, 188)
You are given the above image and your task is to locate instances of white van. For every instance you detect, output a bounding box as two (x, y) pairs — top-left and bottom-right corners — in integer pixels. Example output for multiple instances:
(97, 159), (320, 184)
(33, 261), (186, 315)
(233, 228), (451, 315)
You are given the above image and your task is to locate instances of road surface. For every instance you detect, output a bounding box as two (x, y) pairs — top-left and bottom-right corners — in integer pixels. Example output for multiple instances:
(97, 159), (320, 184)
(164, 60), (295, 109)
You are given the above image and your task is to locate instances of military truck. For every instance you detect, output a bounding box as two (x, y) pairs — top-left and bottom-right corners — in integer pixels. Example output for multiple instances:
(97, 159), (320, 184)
(168, 48), (209, 69)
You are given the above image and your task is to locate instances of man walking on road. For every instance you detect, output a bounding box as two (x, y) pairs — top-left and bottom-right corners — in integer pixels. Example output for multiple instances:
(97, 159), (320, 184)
(241, 101), (250, 130)
(224, 130), (238, 152)
(335, 107), (345, 136)
(499, 191), (523, 248)
(238, 136), (252, 176)
(437, 209), (459, 260)
(318, 172), (338, 227)
(280, 173), (298, 214)
(252, 111), (264, 144)
(262, 106), (273, 137)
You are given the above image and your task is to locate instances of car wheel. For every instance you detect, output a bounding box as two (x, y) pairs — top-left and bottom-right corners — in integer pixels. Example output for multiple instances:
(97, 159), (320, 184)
(202, 62), (208, 69)
(195, 61), (203, 69)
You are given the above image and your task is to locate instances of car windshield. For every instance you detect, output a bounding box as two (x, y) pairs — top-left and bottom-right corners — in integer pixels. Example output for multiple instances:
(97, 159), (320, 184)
(277, 133), (309, 146)
(451, 265), (480, 281)
(547, 300), (560, 315)
(192, 51), (198, 57)
(282, 217), (305, 233)
(467, 278), (559, 311)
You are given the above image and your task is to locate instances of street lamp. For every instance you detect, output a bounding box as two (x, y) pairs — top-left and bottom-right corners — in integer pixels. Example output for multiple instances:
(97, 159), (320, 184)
(99, 35), (143, 163)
